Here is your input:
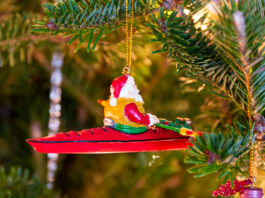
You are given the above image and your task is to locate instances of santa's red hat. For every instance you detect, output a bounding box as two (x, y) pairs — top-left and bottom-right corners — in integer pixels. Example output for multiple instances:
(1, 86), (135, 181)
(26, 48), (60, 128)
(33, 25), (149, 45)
(111, 74), (129, 98)
(110, 74), (143, 106)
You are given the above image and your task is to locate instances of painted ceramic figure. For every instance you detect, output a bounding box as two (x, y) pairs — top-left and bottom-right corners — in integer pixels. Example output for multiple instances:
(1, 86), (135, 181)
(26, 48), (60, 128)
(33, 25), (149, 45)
(27, 75), (203, 153)
(99, 74), (159, 133)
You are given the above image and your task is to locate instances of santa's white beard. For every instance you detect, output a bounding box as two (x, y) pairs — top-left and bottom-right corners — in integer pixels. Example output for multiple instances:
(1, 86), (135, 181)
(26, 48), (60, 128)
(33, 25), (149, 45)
(109, 82), (144, 106)
(109, 97), (117, 106)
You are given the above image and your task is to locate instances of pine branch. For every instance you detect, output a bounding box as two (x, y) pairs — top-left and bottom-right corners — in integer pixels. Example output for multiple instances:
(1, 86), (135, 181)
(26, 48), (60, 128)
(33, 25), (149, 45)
(149, 0), (265, 117)
(150, 1), (264, 183)
(210, 0), (265, 115)
(149, 9), (247, 110)
(34, 0), (158, 52)
(0, 13), (63, 67)
(184, 123), (256, 184)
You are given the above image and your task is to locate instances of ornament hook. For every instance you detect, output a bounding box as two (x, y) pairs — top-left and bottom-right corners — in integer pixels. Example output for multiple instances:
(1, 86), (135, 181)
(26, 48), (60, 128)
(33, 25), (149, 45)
(249, 176), (255, 188)
(122, 66), (131, 75)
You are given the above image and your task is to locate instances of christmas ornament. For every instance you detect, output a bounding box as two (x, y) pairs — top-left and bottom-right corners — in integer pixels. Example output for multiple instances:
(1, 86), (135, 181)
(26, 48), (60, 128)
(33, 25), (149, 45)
(240, 177), (264, 198)
(240, 186), (264, 198)
(27, 74), (202, 153)
(212, 179), (252, 197)
(27, 0), (203, 154)
(213, 177), (264, 198)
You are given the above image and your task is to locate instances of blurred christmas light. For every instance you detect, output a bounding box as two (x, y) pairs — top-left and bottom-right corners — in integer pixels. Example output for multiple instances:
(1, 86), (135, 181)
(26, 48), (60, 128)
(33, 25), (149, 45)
(47, 52), (64, 189)
(183, 9), (190, 15)
(148, 154), (161, 167)
(185, 1), (220, 31)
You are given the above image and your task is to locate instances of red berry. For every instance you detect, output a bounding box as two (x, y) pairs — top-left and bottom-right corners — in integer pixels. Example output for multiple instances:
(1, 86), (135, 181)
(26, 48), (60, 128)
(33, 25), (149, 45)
(212, 179), (252, 197)
(212, 191), (218, 197)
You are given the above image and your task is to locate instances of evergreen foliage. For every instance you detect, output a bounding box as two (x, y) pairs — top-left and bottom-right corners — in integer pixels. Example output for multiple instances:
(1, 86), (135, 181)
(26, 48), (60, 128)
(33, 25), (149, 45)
(0, 14), (36, 66)
(148, 0), (265, 184)
(0, 166), (55, 197)
(34, 0), (158, 52)
(150, 0), (265, 115)
(0, 13), (60, 66)
(0, 0), (264, 196)
(185, 123), (255, 183)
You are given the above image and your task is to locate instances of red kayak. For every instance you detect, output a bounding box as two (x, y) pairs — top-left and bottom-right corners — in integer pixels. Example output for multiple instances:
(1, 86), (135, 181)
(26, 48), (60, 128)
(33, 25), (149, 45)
(27, 126), (193, 154)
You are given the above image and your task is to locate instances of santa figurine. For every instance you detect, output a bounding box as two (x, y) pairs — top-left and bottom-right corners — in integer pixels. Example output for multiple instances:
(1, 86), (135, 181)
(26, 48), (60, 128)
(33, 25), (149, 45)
(98, 74), (160, 133)
(27, 74), (203, 153)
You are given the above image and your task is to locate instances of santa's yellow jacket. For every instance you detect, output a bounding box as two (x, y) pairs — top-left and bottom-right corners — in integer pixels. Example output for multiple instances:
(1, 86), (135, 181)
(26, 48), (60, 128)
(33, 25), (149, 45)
(99, 97), (147, 128)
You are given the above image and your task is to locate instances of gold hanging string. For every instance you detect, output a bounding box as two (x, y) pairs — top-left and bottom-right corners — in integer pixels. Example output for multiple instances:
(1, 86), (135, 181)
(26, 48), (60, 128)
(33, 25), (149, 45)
(129, 0), (133, 68)
(246, 70), (254, 177)
(250, 147), (254, 176)
(123, 0), (134, 75)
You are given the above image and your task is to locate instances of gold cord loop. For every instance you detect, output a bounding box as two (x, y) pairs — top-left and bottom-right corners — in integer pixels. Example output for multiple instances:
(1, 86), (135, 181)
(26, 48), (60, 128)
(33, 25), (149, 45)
(124, 0), (134, 75)
(122, 66), (131, 75)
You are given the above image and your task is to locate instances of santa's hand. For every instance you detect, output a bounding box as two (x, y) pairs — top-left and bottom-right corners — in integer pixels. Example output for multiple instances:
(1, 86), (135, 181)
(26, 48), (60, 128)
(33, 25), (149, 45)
(147, 113), (160, 126)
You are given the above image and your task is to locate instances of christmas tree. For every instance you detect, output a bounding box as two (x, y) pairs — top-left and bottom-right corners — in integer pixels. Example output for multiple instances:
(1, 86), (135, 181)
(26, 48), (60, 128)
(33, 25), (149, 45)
(0, 0), (264, 197)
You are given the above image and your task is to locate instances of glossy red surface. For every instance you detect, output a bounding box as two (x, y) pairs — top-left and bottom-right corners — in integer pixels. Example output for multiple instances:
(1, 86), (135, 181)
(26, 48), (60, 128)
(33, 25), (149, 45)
(124, 103), (150, 125)
(27, 126), (192, 153)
